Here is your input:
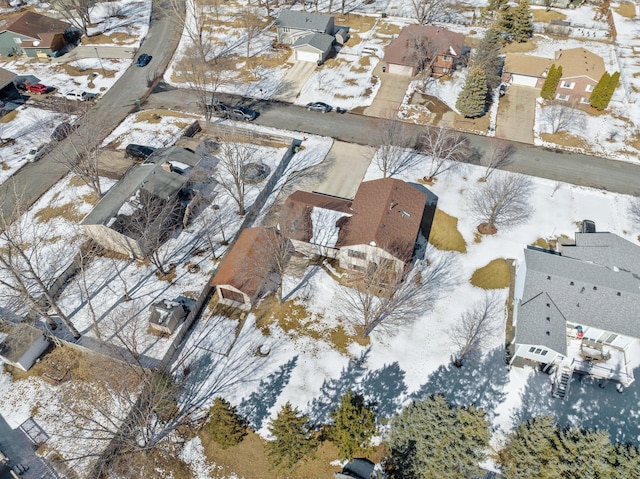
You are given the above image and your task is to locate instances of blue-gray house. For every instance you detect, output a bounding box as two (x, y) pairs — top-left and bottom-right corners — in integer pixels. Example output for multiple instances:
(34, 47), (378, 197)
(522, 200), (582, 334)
(0, 11), (72, 58)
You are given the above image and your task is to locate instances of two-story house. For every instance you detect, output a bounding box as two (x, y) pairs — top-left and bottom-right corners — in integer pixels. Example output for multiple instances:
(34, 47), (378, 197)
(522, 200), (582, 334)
(275, 10), (335, 64)
(0, 11), (73, 58)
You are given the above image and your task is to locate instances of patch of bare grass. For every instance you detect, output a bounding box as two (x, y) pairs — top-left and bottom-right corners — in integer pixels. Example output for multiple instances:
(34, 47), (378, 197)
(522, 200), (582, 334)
(34, 203), (83, 223)
(540, 132), (588, 149)
(501, 39), (536, 53)
(334, 13), (376, 33)
(616, 2), (636, 18)
(532, 9), (567, 22)
(59, 62), (117, 79)
(81, 32), (138, 45)
(470, 258), (510, 289)
(135, 109), (197, 124)
(375, 21), (402, 37)
(531, 237), (549, 249)
(428, 208), (467, 253)
(0, 109), (18, 123)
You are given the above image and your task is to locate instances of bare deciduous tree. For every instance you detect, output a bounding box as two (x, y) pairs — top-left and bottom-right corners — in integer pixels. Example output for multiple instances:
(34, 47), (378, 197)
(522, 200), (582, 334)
(540, 102), (585, 134)
(447, 293), (503, 367)
(469, 172), (533, 234)
(338, 246), (458, 338)
(181, 47), (231, 121)
(239, 7), (264, 58)
(420, 126), (467, 180)
(374, 112), (419, 178)
(480, 137), (514, 181)
(412, 0), (450, 24)
(405, 32), (440, 85)
(216, 138), (256, 216)
(53, 0), (94, 36)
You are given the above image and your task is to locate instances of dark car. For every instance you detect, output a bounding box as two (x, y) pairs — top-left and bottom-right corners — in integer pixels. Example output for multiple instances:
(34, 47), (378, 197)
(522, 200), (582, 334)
(229, 107), (258, 122)
(206, 100), (230, 118)
(307, 101), (332, 113)
(135, 53), (152, 67)
(51, 122), (78, 141)
(126, 144), (156, 159)
(499, 83), (508, 97)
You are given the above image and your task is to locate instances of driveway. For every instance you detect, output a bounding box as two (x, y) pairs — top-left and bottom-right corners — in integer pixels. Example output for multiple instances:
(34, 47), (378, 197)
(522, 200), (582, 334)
(53, 45), (137, 63)
(495, 85), (537, 144)
(0, 414), (54, 479)
(363, 62), (412, 118)
(314, 141), (375, 198)
(272, 56), (316, 103)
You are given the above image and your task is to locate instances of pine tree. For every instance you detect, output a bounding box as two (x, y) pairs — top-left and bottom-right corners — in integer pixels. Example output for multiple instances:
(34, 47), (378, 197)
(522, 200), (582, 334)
(500, 415), (559, 478)
(326, 389), (377, 461)
(590, 72), (618, 110)
(512, 0), (533, 43)
(207, 397), (248, 449)
(474, 28), (503, 90)
(552, 427), (614, 478)
(266, 402), (317, 471)
(386, 395), (490, 479)
(540, 64), (562, 100)
(612, 444), (640, 479)
(456, 66), (488, 118)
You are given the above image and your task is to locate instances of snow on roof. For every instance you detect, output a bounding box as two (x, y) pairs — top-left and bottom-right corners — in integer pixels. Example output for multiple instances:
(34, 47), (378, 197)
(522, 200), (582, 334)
(310, 206), (350, 247)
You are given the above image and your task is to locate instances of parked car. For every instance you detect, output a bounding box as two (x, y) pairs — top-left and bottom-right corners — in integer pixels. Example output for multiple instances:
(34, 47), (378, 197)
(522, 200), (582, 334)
(307, 101), (332, 113)
(228, 107), (258, 122)
(23, 144), (47, 162)
(206, 100), (230, 118)
(51, 122), (78, 141)
(135, 53), (152, 67)
(26, 83), (48, 94)
(64, 90), (96, 101)
(125, 144), (156, 159)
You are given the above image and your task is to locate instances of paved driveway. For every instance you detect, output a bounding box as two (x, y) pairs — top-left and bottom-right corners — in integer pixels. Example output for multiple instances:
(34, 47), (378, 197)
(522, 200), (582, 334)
(363, 63), (412, 118)
(314, 141), (375, 199)
(0, 414), (53, 479)
(495, 85), (537, 144)
(272, 57), (316, 103)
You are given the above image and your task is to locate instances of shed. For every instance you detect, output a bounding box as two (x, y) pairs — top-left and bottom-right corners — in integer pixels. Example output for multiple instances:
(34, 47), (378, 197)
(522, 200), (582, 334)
(292, 33), (334, 64)
(149, 299), (187, 334)
(334, 28), (349, 46)
(0, 323), (49, 371)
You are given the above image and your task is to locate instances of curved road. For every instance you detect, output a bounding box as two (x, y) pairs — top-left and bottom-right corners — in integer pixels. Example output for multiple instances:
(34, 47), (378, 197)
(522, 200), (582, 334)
(0, 0), (183, 219)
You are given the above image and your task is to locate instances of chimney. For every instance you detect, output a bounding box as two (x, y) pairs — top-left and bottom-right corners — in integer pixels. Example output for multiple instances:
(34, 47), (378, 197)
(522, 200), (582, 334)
(162, 162), (174, 173)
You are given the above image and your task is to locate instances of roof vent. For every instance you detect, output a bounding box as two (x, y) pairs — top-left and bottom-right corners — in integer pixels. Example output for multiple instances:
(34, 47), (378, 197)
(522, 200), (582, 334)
(546, 317), (550, 321)
(570, 281), (574, 285)
(593, 286), (597, 290)
(546, 331), (550, 335)
(617, 291), (621, 296)
(401, 210), (411, 218)
(547, 276), (551, 280)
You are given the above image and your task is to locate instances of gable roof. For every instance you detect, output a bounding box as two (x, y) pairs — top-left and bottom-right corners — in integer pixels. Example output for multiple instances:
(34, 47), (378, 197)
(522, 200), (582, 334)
(503, 47), (606, 81)
(0, 323), (46, 364)
(0, 67), (16, 89)
(515, 240), (640, 353)
(560, 232), (640, 272)
(1, 11), (71, 43)
(275, 10), (333, 32)
(210, 227), (278, 298)
(384, 24), (465, 67)
(503, 53), (552, 77)
(337, 178), (426, 261)
(292, 32), (334, 52)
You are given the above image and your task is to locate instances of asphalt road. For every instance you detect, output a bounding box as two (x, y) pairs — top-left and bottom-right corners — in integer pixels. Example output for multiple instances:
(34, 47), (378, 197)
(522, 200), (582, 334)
(0, 0), (183, 220)
(147, 87), (640, 197)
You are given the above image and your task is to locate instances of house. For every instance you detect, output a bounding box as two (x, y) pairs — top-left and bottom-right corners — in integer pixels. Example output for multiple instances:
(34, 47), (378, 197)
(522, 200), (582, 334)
(336, 458), (380, 479)
(0, 11), (73, 58)
(384, 25), (465, 77)
(0, 323), (49, 371)
(275, 10), (335, 63)
(210, 227), (281, 311)
(278, 178), (430, 274)
(0, 67), (20, 115)
(527, 0), (583, 8)
(81, 147), (202, 259)
(510, 228), (640, 394)
(502, 47), (608, 104)
(148, 299), (187, 335)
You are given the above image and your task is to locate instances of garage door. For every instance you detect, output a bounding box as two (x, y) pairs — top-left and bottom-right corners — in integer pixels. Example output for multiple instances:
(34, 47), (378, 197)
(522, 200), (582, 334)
(510, 74), (538, 87)
(295, 49), (320, 63)
(387, 63), (413, 76)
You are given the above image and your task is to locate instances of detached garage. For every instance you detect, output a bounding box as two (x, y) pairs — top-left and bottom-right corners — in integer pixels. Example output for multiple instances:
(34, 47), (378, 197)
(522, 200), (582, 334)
(292, 33), (333, 65)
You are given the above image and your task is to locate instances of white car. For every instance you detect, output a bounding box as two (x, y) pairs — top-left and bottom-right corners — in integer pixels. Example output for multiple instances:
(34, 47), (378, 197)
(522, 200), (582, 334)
(23, 145), (46, 162)
(64, 90), (97, 101)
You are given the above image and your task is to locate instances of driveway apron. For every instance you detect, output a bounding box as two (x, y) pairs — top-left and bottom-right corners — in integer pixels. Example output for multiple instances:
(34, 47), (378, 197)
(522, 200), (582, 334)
(272, 57), (317, 103)
(495, 85), (537, 144)
(363, 62), (412, 118)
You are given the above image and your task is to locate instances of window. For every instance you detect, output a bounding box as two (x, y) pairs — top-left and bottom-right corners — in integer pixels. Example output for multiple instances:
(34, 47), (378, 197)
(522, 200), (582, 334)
(556, 94), (570, 101)
(442, 55), (452, 62)
(351, 264), (366, 272)
(529, 347), (536, 353)
(561, 81), (575, 89)
(580, 97), (590, 104)
(281, 27), (290, 33)
(535, 348), (542, 354)
(348, 249), (366, 259)
(586, 84), (595, 92)
(541, 350), (548, 356)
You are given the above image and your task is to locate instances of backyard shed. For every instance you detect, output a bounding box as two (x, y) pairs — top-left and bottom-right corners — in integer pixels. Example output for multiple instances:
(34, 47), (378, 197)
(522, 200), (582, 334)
(0, 323), (49, 371)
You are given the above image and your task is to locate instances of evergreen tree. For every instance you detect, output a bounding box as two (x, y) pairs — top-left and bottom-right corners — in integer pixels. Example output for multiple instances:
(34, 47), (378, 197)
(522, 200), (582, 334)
(612, 444), (640, 479)
(385, 395), (490, 479)
(540, 64), (562, 100)
(326, 389), (377, 461)
(512, 0), (533, 43)
(207, 397), (248, 449)
(552, 428), (614, 478)
(589, 72), (610, 110)
(266, 402), (317, 472)
(474, 28), (503, 91)
(456, 66), (488, 118)
(500, 415), (558, 479)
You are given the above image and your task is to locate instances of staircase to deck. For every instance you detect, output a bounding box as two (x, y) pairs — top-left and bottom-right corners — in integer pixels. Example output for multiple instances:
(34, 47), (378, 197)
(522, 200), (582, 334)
(552, 362), (575, 400)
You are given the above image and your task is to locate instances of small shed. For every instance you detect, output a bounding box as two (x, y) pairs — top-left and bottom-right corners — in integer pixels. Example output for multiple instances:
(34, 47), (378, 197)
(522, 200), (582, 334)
(0, 323), (49, 371)
(148, 299), (187, 335)
(292, 33), (334, 64)
(336, 458), (380, 479)
(334, 28), (349, 46)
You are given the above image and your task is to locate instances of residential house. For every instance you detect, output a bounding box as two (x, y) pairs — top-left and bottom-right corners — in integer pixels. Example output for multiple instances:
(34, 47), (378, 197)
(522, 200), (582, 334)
(0, 323), (49, 371)
(511, 229), (640, 395)
(275, 10), (335, 63)
(278, 178), (430, 274)
(502, 47), (607, 104)
(384, 25), (465, 77)
(0, 11), (73, 58)
(81, 147), (202, 259)
(210, 227), (281, 311)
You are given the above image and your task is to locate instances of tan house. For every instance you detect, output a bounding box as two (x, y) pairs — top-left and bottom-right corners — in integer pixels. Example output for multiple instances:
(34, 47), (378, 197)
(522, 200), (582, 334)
(279, 178), (430, 274)
(502, 47), (608, 104)
(0, 11), (73, 58)
(384, 25), (465, 77)
(211, 227), (280, 311)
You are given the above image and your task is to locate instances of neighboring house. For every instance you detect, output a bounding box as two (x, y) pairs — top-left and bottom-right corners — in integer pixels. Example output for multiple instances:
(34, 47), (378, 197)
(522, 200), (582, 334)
(0, 67), (20, 115)
(528, 0), (583, 8)
(278, 178), (430, 274)
(0, 323), (49, 371)
(275, 10), (335, 63)
(210, 227), (280, 311)
(511, 228), (640, 397)
(502, 47), (607, 104)
(384, 25), (465, 77)
(81, 147), (202, 259)
(0, 11), (73, 58)
(148, 299), (187, 335)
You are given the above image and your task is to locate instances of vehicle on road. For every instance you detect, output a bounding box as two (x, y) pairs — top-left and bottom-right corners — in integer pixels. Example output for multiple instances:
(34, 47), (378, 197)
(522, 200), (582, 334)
(126, 144), (156, 159)
(136, 53), (152, 67)
(206, 100), (230, 118)
(64, 90), (97, 101)
(23, 144), (47, 162)
(51, 122), (78, 141)
(307, 101), (332, 113)
(229, 106), (258, 122)
(26, 83), (49, 94)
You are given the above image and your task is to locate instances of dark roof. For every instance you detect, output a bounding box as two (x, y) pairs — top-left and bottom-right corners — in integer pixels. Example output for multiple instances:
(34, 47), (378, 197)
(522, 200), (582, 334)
(275, 10), (333, 32)
(0, 323), (46, 363)
(0, 67), (16, 89)
(1, 11), (71, 44)
(384, 25), (465, 67)
(340, 458), (375, 479)
(292, 32), (334, 52)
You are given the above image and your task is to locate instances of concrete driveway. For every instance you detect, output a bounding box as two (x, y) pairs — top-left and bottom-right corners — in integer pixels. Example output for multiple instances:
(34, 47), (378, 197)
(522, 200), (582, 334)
(54, 45), (137, 63)
(314, 141), (375, 198)
(495, 85), (537, 144)
(272, 57), (316, 103)
(363, 62), (412, 118)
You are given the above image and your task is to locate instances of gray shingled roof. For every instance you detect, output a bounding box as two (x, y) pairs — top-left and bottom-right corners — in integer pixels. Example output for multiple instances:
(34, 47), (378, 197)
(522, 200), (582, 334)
(515, 244), (640, 353)
(275, 10), (333, 32)
(292, 33), (334, 52)
(560, 232), (640, 273)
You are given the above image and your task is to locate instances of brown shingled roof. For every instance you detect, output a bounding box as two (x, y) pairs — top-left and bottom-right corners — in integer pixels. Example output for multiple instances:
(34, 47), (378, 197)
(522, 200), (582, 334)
(1, 11), (71, 44)
(503, 47), (606, 82)
(384, 25), (465, 67)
